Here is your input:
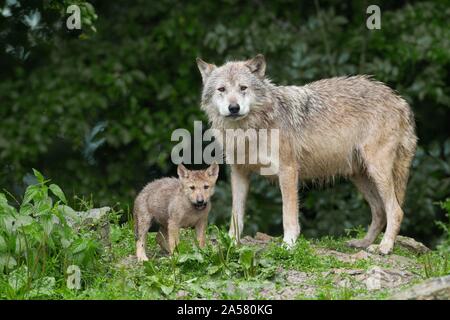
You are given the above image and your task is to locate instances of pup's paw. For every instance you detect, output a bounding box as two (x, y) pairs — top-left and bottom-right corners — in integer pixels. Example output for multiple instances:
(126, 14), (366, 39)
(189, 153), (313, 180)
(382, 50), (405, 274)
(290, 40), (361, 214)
(136, 255), (149, 262)
(346, 239), (371, 249)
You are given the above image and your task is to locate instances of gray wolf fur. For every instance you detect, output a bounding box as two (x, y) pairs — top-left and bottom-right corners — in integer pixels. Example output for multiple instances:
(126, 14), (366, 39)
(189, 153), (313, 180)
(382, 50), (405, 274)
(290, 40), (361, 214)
(134, 163), (219, 261)
(196, 54), (417, 255)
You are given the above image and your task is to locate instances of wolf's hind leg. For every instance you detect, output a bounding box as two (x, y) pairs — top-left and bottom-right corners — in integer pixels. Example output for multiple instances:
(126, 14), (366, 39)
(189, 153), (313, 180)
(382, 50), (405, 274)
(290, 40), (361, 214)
(347, 174), (386, 249)
(156, 227), (170, 253)
(135, 210), (153, 262)
(365, 161), (404, 255)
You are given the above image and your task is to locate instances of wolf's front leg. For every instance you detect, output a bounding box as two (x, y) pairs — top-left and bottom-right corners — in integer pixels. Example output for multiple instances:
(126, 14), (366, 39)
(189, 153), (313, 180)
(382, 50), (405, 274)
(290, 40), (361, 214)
(195, 217), (208, 248)
(279, 165), (300, 247)
(167, 220), (180, 254)
(228, 165), (249, 242)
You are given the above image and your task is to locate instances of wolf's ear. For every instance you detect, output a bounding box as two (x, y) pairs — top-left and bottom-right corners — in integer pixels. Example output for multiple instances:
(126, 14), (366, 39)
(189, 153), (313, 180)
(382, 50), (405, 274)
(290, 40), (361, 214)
(177, 164), (190, 179)
(205, 162), (219, 180)
(196, 58), (216, 83)
(245, 54), (266, 78)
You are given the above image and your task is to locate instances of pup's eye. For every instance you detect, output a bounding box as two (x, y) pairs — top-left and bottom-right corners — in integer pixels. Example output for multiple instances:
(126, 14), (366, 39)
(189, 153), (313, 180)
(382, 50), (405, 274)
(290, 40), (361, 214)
(204, 185), (209, 190)
(217, 87), (225, 92)
(240, 85), (247, 91)
(189, 186), (195, 190)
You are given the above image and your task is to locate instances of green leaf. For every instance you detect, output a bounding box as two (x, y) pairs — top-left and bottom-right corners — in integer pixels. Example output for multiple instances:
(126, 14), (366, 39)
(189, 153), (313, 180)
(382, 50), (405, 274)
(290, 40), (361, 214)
(23, 185), (40, 205)
(49, 184), (67, 204)
(41, 215), (54, 236)
(27, 277), (55, 298)
(160, 285), (174, 296)
(0, 253), (17, 272)
(0, 235), (7, 252)
(239, 248), (255, 268)
(15, 215), (34, 228)
(207, 265), (221, 275)
(8, 265), (28, 292)
(32, 169), (45, 183)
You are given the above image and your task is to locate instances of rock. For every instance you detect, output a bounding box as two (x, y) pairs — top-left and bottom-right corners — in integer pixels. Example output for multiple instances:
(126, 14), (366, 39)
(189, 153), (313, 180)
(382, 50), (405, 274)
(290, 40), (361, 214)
(338, 278), (352, 287)
(314, 248), (372, 263)
(240, 235), (270, 246)
(362, 266), (414, 291)
(284, 269), (309, 285)
(176, 290), (189, 299)
(391, 275), (450, 300)
(254, 232), (273, 242)
(64, 206), (111, 249)
(116, 255), (138, 269)
(352, 250), (370, 260)
(395, 236), (430, 254)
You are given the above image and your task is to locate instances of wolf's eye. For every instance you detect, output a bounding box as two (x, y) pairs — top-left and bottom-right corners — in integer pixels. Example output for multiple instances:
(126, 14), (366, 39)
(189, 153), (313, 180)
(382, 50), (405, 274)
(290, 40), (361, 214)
(217, 87), (225, 92)
(189, 186), (195, 190)
(204, 185), (209, 190)
(240, 85), (247, 91)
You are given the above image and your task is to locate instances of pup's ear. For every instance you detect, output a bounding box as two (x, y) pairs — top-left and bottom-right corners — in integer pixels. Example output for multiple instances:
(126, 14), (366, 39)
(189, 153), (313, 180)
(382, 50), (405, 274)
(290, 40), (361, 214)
(177, 164), (190, 179)
(245, 54), (266, 78)
(196, 58), (216, 83)
(205, 162), (219, 180)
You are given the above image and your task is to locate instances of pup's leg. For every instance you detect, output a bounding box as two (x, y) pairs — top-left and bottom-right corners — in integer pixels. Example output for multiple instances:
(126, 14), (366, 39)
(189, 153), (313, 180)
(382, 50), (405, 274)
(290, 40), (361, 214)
(195, 217), (208, 248)
(279, 165), (300, 247)
(348, 174), (386, 248)
(228, 165), (249, 242)
(156, 226), (170, 253)
(167, 220), (180, 254)
(135, 211), (152, 262)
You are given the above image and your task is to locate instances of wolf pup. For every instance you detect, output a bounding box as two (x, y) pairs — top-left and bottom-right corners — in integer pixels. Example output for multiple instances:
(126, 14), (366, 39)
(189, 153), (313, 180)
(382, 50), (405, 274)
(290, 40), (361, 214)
(134, 163), (219, 261)
(196, 54), (417, 255)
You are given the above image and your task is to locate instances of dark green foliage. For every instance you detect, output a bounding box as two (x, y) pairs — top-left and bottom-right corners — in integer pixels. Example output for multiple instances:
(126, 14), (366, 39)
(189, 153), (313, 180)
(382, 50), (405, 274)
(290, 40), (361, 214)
(0, 170), (102, 298)
(0, 1), (449, 247)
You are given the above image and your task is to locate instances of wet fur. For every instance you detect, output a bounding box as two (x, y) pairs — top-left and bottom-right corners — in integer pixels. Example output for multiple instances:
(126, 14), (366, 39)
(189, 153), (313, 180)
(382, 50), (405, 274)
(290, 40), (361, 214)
(197, 55), (417, 254)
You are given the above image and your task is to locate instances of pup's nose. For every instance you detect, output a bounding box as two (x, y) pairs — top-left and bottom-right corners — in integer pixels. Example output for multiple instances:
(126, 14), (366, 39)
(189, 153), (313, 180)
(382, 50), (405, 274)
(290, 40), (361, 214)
(196, 199), (205, 205)
(228, 103), (240, 115)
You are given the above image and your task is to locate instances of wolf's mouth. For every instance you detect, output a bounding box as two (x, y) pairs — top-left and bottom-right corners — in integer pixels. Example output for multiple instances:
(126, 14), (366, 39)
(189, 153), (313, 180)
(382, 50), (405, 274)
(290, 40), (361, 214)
(193, 203), (207, 210)
(225, 113), (247, 120)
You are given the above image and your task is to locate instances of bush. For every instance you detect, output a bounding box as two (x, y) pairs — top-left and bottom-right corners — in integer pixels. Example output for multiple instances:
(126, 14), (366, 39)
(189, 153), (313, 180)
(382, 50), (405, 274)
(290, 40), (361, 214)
(1, 0), (449, 246)
(0, 170), (102, 299)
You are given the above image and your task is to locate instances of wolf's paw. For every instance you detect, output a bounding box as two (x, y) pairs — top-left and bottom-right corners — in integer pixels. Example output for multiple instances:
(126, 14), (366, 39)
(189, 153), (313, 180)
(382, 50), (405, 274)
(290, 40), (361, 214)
(366, 243), (393, 255)
(136, 254), (149, 262)
(346, 239), (371, 249)
(282, 233), (298, 249)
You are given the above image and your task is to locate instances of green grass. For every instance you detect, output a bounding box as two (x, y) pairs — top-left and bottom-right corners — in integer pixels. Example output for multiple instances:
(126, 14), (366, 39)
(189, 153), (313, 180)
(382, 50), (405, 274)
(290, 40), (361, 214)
(0, 217), (447, 300)
(1, 172), (448, 300)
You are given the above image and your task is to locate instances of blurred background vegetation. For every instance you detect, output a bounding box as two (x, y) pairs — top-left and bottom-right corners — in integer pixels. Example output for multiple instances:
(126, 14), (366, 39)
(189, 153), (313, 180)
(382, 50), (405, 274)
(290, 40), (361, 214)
(1, 0), (449, 247)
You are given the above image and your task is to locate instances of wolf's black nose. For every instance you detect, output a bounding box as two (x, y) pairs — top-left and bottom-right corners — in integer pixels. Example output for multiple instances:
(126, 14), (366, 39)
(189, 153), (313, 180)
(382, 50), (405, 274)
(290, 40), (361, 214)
(196, 199), (205, 205)
(228, 104), (240, 115)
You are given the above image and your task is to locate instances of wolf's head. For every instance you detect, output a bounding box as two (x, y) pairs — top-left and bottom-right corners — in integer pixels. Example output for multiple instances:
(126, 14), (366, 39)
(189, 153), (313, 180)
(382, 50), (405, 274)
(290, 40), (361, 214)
(196, 54), (270, 122)
(177, 163), (219, 210)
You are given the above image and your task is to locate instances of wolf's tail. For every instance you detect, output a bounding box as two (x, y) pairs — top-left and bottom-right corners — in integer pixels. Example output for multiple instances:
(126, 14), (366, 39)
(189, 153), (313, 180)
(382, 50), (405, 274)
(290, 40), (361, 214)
(393, 131), (417, 206)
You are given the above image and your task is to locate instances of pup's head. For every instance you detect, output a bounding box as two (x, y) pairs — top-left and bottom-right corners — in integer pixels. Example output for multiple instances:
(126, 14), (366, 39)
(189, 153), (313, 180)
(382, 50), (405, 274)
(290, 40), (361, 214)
(177, 163), (219, 210)
(196, 54), (268, 121)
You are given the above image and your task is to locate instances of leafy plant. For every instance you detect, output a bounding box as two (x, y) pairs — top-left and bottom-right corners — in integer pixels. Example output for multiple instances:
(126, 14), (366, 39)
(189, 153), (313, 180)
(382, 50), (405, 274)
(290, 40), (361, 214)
(0, 169), (102, 298)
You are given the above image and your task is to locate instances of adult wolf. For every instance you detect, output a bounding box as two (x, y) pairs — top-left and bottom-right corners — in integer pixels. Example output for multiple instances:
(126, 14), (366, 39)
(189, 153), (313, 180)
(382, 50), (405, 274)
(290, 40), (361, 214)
(196, 54), (417, 254)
